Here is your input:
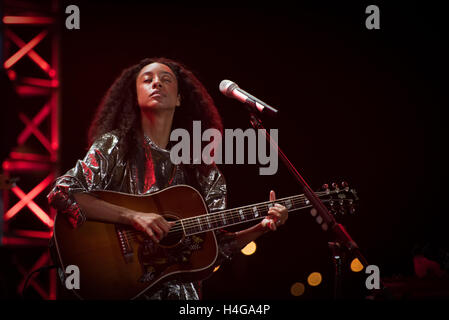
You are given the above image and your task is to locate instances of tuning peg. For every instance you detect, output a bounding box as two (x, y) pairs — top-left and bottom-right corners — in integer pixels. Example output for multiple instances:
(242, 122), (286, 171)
(322, 183), (330, 193)
(341, 181), (349, 190)
(349, 206), (356, 214)
(332, 182), (339, 192)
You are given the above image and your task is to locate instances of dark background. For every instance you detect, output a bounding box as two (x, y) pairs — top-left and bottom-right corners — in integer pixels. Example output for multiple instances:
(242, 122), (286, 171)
(3, 0), (449, 300)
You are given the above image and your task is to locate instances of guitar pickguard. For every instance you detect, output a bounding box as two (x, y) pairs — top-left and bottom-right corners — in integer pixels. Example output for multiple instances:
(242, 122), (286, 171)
(136, 234), (205, 283)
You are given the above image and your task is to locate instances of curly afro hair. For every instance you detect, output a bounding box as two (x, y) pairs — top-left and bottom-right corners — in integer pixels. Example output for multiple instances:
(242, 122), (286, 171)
(87, 57), (223, 188)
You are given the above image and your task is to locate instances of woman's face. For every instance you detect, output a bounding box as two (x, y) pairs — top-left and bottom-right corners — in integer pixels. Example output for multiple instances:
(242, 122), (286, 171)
(136, 62), (181, 111)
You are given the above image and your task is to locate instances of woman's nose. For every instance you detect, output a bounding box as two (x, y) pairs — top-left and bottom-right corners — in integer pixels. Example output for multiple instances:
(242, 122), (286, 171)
(152, 76), (162, 88)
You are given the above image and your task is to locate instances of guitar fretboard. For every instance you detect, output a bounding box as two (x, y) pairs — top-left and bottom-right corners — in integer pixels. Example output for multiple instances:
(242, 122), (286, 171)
(180, 193), (322, 236)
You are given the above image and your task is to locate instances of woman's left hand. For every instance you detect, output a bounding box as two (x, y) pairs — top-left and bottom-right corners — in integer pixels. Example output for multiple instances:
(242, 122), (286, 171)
(261, 190), (288, 231)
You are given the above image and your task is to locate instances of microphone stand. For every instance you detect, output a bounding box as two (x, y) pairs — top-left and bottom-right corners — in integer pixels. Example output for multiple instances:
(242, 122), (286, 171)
(328, 241), (343, 299)
(247, 109), (380, 299)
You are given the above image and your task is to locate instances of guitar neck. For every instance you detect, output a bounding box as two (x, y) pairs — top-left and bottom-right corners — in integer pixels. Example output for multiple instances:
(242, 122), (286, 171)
(180, 191), (328, 236)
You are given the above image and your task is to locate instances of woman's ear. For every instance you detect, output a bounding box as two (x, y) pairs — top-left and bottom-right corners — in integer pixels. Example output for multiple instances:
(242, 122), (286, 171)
(176, 94), (181, 107)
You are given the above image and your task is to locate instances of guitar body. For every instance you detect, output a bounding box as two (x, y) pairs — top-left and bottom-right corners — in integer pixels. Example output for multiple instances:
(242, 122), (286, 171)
(53, 180), (358, 299)
(53, 185), (218, 300)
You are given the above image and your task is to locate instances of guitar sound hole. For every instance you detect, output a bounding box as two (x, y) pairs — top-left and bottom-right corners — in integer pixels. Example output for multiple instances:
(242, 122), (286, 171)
(159, 217), (183, 247)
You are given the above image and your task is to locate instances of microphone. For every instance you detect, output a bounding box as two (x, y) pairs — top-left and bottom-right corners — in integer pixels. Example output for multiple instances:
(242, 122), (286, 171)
(219, 80), (278, 116)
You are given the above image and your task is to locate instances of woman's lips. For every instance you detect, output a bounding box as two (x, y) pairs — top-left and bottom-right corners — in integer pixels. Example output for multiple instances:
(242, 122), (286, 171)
(150, 92), (162, 100)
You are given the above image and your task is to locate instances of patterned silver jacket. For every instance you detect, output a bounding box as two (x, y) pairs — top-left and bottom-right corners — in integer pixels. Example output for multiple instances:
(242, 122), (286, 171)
(47, 131), (238, 300)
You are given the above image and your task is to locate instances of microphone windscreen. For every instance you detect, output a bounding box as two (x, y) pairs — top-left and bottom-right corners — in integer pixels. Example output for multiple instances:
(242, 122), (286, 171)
(219, 80), (237, 96)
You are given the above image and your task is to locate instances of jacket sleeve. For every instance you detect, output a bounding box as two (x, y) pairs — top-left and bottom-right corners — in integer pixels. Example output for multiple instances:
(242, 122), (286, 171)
(195, 164), (239, 264)
(47, 132), (120, 228)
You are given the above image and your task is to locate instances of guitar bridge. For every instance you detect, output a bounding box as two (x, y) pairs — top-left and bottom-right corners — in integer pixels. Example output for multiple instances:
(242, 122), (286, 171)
(115, 225), (134, 263)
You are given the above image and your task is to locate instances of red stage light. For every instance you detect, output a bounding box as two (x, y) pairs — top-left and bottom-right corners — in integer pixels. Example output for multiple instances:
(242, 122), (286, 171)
(5, 29), (52, 75)
(3, 16), (54, 25)
(19, 112), (53, 153)
(16, 251), (51, 298)
(4, 30), (48, 70)
(5, 175), (54, 228)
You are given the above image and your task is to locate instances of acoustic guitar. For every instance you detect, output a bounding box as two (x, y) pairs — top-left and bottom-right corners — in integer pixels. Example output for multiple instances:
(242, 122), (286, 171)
(52, 183), (357, 299)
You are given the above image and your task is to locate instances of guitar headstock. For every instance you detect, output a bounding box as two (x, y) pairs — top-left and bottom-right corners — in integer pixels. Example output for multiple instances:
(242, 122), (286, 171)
(319, 181), (358, 216)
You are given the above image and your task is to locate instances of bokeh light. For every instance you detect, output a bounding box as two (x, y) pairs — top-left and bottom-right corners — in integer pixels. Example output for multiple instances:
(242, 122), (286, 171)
(307, 272), (322, 286)
(290, 282), (305, 296)
(241, 241), (257, 255)
(350, 258), (364, 272)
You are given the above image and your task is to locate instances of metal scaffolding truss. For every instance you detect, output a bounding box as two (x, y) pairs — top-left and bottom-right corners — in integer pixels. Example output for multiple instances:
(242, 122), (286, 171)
(1, 0), (60, 299)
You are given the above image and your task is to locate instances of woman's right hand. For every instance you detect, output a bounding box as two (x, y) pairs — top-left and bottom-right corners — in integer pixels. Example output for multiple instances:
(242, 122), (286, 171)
(126, 211), (175, 243)
(72, 193), (175, 242)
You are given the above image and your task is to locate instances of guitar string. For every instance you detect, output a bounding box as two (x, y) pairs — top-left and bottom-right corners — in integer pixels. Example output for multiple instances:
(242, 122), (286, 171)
(121, 190), (350, 237)
(123, 195), (314, 237)
(120, 196), (313, 240)
(166, 191), (328, 231)
(157, 189), (350, 233)
(121, 190), (352, 239)
(120, 200), (344, 242)
(121, 196), (352, 240)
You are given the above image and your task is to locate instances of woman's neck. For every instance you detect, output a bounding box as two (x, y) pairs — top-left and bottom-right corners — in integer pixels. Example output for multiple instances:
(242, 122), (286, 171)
(140, 108), (175, 150)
